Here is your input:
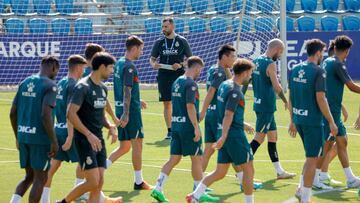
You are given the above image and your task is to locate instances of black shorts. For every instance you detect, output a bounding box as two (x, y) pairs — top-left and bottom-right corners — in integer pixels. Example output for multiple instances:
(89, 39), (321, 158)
(74, 136), (107, 170)
(157, 69), (184, 101)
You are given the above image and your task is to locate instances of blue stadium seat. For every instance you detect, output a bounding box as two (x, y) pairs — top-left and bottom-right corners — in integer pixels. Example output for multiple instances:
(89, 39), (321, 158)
(11, 0), (31, 15)
(144, 18), (161, 33)
(210, 17), (227, 32)
(0, 0), (10, 13)
(234, 0), (254, 13)
(29, 18), (48, 33)
(297, 16), (316, 31)
(214, 0), (231, 14)
(276, 16), (294, 31)
(174, 18), (185, 33)
(190, 0), (208, 14)
(51, 18), (70, 34)
(189, 17), (206, 32)
(342, 15), (360, 30)
(254, 17), (273, 32)
(322, 0), (345, 13)
(232, 16), (251, 32)
(148, 0), (165, 14)
(344, 0), (360, 12)
(74, 18), (93, 34)
(124, 0), (144, 14)
(286, 0), (304, 13)
(300, 0), (326, 13)
(169, 0), (186, 13)
(320, 16), (338, 31)
(5, 18), (24, 33)
(108, 0), (122, 15)
(33, 0), (51, 15)
(55, 0), (74, 14)
(257, 0), (275, 13)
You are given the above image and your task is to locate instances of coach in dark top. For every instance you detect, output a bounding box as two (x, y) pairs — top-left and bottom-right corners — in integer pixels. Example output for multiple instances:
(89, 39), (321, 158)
(150, 17), (192, 139)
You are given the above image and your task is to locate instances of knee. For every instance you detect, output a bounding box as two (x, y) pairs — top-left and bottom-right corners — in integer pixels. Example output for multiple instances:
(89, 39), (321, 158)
(120, 142), (131, 153)
(254, 135), (265, 144)
(24, 173), (34, 184)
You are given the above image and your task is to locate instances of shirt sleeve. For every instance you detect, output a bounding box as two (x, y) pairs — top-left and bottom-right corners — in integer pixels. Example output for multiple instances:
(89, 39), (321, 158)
(225, 90), (242, 112)
(150, 40), (161, 58)
(185, 81), (197, 104)
(182, 38), (193, 57)
(71, 83), (88, 106)
(210, 70), (226, 89)
(334, 63), (351, 84)
(315, 68), (326, 92)
(43, 81), (57, 109)
(123, 64), (135, 87)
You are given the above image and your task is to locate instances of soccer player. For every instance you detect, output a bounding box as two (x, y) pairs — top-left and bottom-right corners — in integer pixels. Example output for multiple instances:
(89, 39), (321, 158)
(9, 56), (60, 203)
(82, 43), (105, 77)
(250, 39), (296, 179)
(106, 35), (152, 190)
(320, 35), (360, 189)
(355, 106), (360, 130)
(199, 44), (235, 175)
(57, 52), (121, 203)
(150, 56), (215, 202)
(150, 17), (192, 139)
(41, 55), (87, 203)
(187, 58), (256, 203)
(288, 39), (338, 203)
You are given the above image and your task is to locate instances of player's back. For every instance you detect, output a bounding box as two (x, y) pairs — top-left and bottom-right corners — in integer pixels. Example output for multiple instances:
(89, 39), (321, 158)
(217, 80), (245, 133)
(289, 61), (324, 126)
(252, 55), (276, 112)
(113, 57), (141, 116)
(171, 75), (199, 132)
(206, 65), (226, 111)
(322, 56), (346, 113)
(16, 74), (57, 145)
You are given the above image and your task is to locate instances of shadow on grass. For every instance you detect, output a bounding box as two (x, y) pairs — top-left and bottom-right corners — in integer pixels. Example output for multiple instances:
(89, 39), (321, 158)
(146, 139), (170, 148)
(103, 189), (140, 202)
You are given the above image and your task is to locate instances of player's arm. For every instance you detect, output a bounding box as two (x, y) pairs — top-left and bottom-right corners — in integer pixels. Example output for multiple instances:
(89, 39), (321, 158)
(186, 82), (201, 142)
(354, 105), (360, 130)
(267, 63), (288, 109)
(42, 84), (59, 158)
(315, 69), (338, 137)
(287, 88), (297, 138)
(335, 63), (360, 93)
(103, 108), (117, 144)
(341, 104), (348, 123)
(67, 85), (102, 152)
(149, 40), (161, 69)
(119, 65), (134, 128)
(9, 93), (18, 149)
(105, 99), (119, 126)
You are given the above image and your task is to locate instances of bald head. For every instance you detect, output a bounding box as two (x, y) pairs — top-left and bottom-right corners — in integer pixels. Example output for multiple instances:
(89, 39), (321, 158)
(267, 38), (285, 61)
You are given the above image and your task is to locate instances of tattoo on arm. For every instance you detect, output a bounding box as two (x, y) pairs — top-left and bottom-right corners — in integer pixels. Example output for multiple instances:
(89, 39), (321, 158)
(123, 86), (132, 115)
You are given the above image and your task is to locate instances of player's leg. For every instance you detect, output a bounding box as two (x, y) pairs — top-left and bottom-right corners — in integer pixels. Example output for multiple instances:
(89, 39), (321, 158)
(202, 118), (217, 173)
(239, 161), (254, 203)
(29, 169), (48, 203)
(88, 168), (104, 203)
(312, 140), (333, 189)
(163, 101), (172, 139)
(131, 138), (152, 190)
(10, 167), (34, 203)
(202, 143), (215, 172)
(158, 73), (173, 139)
(107, 140), (131, 167)
(190, 155), (203, 188)
(249, 112), (268, 154)
(320, 142), (339, 185)
(41, 159), (62, 203)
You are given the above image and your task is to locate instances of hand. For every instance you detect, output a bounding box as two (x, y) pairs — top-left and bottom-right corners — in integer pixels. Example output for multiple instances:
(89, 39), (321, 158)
(113, 116), (121, 127)
(140, 100), (147, 110)
(172, 63), (182, 70)
(119, 113), (129, 128)
(62, 137), (72, 151)
(107, 125), (117, 144)
(193, 126), (201, 142)
(212, 136), (226, 150)
(152, 62), (161, 69)
(244, 124), (255, 135)
(199, 110), (206, 122)
(354, 116), (360, 130)
(329, 122), (338, 137)
(342, 108), (348, 123)
(284, 102), (289, 111)
(48, 141), (59, 158)
(87, 132), (102, 152)
(288, 122), (297, 138)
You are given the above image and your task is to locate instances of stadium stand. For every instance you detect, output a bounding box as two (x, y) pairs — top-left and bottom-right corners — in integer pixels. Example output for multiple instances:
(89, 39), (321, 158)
(189, 16), (206, 32)
(74, 17), (92, 34)
(320, 15), (339, 31)
(5, 18), (24, 33)
(276, 16), (295, 31)
(232, 16), (251, 32)
(51, 17), (70, 34)
(210, 17), (227, 32)
(342, 15), (360, 30)
(144, 17), (162, 33)
(297, 15), (316, 31)
(254, 16), (274, 32)
(29, 17), (48, 33)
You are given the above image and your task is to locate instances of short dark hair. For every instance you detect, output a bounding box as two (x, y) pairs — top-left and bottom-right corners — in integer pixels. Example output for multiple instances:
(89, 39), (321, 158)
(218, 44), (236, 60)
(85, 43), (105, 61)
(233, 58), (255, 75)
(162, 17), (174, 24)
(334, 35), (353, 52)
(41, 55), (60, 70)
(187, 56), (204, 69)
(306, 39), (326, 56)
(328, 40), (335, 56)
(91, 52), (116, 71)
(126, 35), (144, 51)
(68, 54), (87, 72)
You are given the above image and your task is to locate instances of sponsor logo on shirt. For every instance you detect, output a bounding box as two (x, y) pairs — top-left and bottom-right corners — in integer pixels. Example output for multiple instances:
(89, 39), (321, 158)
(172, 83), (181, 97)
(18, 125), (36, 134)
(293, 107), (308, 116)
(94, 98), (106, 109)
(208, 104), (216, 110)
(22, 82), (36, 97)
(254, 97), (261, 104)
(172, 116), (186, 123)
(293, 69), (307, 83)
(115, 101), (124, 107)
(162, 50), (178, 55)
(56, 86), (63, 100)
(217, 123), (223, 130)
(217, 88), (224, 102)
(55, 123), (67, 129)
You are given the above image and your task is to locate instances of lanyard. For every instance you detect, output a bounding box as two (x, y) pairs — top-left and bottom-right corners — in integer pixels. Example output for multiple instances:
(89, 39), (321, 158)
(164, 35), (176, 64)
